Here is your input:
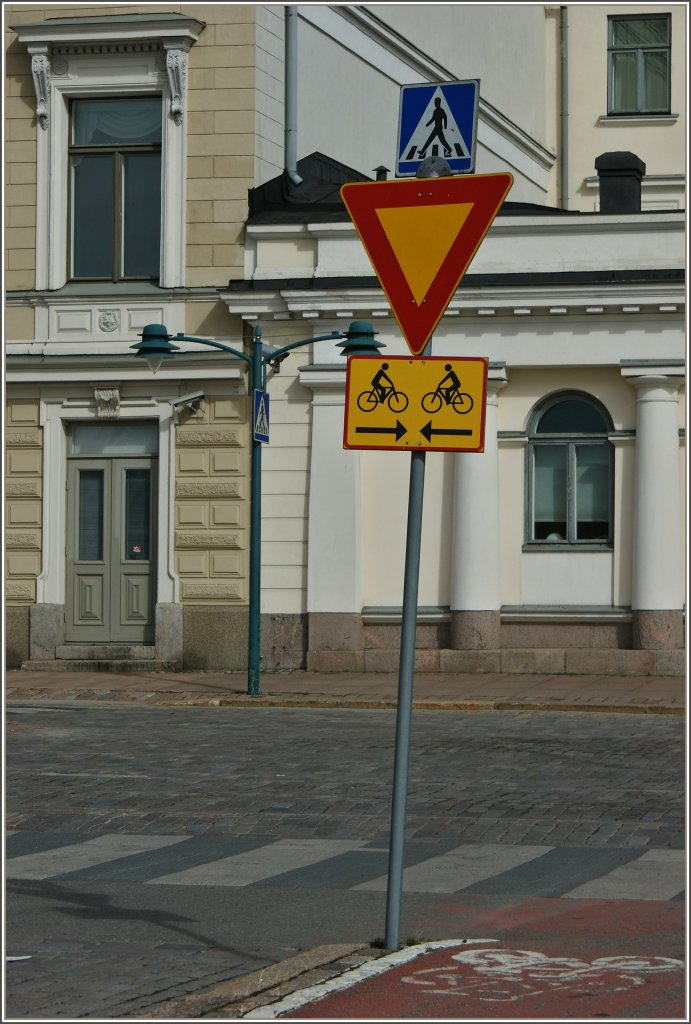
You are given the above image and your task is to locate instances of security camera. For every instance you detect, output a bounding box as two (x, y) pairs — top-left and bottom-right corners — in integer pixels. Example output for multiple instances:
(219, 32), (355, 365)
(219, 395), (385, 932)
(268, 352), (290, 373)
(262, 344), (290, 374)
(171, 391), (204, 412)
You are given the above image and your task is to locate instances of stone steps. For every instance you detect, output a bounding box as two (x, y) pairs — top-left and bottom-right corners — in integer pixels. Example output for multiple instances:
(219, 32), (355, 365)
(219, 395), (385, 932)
(21, 660), (178, 673)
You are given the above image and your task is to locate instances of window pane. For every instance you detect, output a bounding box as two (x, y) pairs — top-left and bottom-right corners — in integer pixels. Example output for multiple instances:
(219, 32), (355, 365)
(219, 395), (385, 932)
(610, 52), (638, 112)
(536, 399), (609, 434)
(642, 51), (669, 110)
(122, 153), (161, 277)
(79, 470), (104, 561)
(612, 18), (669, 48)
(71, 154), (113, 278)
(72, 423), (159, 456)
(72, 97), (162, 146)
(125, 470), (151, 561)
(533, 446), (567, 540)
(576, 446), (610, 540)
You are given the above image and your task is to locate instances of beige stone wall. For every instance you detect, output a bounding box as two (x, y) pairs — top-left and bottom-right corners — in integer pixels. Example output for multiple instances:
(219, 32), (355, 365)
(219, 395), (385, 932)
(5, 400), (43, 605)
(174, 395), (250, 605)
(4, 7), (36, 293)
(3, 3), (261, 293)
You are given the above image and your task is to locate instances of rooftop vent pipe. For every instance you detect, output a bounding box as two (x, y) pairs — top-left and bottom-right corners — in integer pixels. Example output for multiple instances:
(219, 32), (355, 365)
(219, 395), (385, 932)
(595, 151), (646, 213)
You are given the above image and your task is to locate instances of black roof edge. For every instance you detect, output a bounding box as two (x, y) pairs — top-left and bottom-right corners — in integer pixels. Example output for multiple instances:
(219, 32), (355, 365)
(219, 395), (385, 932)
(224, 269), (685, 292)
(247, 150), (581, 223)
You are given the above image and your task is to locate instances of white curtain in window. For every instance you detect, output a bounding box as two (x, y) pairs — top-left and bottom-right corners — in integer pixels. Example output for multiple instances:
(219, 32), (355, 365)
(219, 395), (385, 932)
(73, 100), (161, 146)
(611, 52), (637, 110)
(534, 446), (566, 522)
(575, 446), (609, 522)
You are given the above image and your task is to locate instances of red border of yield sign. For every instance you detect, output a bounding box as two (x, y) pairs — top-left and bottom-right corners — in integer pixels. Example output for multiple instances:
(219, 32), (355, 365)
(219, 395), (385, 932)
(341, 173), (513, 356)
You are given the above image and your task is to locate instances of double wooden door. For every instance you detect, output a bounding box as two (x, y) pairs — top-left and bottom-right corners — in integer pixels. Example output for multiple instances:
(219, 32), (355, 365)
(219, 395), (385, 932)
(66, 457), (156, 643)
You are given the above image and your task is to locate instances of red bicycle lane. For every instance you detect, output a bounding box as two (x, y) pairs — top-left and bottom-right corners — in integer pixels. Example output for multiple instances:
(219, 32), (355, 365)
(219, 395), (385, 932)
(274, 899), (686, 1020)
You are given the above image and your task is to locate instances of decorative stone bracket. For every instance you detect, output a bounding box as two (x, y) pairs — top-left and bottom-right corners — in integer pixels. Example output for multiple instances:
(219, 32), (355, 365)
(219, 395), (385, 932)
(165, 48), (188, 126)
(94, 387), (120, 419)
(30, 51), (50, 130)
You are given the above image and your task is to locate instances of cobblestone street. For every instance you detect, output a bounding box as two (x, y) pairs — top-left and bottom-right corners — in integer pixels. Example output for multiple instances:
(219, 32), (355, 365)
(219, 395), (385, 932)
(5, 702), (685, 1019)
(7, 704), (685, 847)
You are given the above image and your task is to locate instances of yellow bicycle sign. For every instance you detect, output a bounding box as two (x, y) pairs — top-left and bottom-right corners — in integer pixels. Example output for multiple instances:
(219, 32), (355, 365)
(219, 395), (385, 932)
(344, 355), (487, 452)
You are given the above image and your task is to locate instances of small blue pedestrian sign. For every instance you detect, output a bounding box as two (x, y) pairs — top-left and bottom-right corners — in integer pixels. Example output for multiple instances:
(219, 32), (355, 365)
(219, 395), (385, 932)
(396, 80), (480, 177)
(253, 389), (270, 443)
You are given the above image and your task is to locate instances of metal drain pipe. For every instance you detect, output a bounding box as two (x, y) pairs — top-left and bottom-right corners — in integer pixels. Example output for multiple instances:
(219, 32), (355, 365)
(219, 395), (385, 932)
(285, 6), (303, 186)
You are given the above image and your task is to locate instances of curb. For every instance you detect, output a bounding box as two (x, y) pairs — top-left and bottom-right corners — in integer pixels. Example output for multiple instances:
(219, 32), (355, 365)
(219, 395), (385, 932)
(145, 943), (372, 1019)
(240, 939), (487, 1019)
(5, 688), (684, 715)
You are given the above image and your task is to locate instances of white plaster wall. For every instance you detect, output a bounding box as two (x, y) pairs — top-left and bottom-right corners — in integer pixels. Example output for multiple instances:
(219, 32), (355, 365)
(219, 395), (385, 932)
(521, 552), (614, 605)
(259, 325), (313, 614)
(566, 4), (687, 211)
(296, 8), (552, 204)
(365, 4), (550, 147)
(360, 448), (452, 609)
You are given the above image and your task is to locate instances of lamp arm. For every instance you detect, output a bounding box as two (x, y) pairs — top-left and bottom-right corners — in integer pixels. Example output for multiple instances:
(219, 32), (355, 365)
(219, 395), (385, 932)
(173, 333), (252, 366)
(262, 331), (343, 365)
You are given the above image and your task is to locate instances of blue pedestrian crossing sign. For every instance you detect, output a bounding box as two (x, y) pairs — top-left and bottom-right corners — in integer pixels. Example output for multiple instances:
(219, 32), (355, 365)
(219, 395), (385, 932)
(396, 80), (480, 177)
(253, 389), (270, 443)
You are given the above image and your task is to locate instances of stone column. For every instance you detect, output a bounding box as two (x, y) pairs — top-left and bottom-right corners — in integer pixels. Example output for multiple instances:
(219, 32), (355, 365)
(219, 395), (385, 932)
(629, 375), (684, 648)
(450, 374), (507, 649)
(300, 365), (364, 670)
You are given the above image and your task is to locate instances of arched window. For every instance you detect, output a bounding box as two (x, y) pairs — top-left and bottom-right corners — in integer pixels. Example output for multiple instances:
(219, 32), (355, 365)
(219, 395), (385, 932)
(527, 392), (613, 546)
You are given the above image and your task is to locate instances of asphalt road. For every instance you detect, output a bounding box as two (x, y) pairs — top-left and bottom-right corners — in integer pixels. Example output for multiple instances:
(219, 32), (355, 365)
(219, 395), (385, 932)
(5, 702), (686, 1019)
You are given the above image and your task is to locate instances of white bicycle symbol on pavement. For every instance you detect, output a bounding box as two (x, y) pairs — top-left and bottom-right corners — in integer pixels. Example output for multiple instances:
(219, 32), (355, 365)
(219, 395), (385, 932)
(402, 947), (683, 1001)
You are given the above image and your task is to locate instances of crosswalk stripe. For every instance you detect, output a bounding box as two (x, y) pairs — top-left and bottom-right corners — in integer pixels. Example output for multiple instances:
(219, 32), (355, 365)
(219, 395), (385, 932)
(6, 834), (188, 880)
(353, 843), (553, 893)
(147, 838), (368, 888)
(563, 849), (687, 901)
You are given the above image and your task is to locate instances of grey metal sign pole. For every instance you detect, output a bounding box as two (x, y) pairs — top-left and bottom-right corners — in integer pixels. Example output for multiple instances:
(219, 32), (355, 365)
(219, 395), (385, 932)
(384, 156), (451, 953)
(384, 442), (427, 951)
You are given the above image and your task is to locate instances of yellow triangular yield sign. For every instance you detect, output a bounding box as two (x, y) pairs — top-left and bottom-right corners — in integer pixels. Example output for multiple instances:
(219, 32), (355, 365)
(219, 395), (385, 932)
(341, 173), (513, 355)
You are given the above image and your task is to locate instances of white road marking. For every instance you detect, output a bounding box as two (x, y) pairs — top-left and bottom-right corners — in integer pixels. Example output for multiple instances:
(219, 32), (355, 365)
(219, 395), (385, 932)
(148, 838), (368, 887)
(353, 844), (553, 892)
(563, 848), (686, 900)
(6, 834), (188, 880)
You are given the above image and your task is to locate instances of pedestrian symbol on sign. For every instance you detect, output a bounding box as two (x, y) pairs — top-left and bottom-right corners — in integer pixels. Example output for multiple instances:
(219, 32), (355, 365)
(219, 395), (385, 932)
(253, 389), (270, 443)
(419, 97), (452, 158)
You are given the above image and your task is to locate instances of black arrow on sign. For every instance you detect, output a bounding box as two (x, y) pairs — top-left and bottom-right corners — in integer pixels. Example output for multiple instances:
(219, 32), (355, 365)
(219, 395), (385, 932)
(420, 421), (473, 442)
(356, 420), (407, 441)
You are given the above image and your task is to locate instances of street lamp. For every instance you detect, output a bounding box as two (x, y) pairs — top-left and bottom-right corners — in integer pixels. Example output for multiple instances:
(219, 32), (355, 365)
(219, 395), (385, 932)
(132, 319), (382, 695)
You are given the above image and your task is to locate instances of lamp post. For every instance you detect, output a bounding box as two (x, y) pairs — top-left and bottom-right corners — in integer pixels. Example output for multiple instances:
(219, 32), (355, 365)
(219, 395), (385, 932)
(132, 319), (382, 695)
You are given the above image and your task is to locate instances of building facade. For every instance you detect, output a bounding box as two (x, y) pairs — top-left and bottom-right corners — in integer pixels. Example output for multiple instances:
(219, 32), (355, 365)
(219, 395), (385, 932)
(4, 5), (686, 675)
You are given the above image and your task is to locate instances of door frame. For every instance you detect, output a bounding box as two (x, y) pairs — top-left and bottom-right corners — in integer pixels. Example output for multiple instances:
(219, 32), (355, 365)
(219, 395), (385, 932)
(37, 396), (178, 610)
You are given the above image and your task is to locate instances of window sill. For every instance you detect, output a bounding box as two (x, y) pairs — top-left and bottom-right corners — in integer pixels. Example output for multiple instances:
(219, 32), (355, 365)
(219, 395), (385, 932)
(599, 113), (678, 125)
(522, 544), (613, 553)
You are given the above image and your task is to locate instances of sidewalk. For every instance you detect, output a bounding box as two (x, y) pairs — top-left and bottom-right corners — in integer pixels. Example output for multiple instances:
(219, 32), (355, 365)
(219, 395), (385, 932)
(5, 667), (685, 714)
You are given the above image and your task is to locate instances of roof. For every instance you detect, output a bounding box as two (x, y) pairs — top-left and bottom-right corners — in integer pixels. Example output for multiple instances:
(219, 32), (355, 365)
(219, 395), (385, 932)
(248, 152), (580, 224)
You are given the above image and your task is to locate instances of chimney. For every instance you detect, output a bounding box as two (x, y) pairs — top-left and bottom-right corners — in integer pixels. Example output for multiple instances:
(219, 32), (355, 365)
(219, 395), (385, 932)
(594, 152), (646, 213)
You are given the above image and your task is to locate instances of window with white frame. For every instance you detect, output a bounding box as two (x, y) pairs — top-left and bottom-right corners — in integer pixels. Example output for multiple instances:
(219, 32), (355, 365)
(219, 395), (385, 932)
(608, 14), (671, 115)
(13, 14), (204, 291)
(527, 393), (613, 546)
(69, 97), (163, 282)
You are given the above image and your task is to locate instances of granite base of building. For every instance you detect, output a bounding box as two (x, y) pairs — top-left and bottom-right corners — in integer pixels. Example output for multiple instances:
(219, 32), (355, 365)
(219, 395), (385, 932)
(9, 606), (685, 677)
(5, 606), (30, 669)
(632, 610), (685, 650)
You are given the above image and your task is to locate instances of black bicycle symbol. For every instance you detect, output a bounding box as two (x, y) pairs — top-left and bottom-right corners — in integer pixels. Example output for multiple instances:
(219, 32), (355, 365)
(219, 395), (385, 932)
(422, 385), (474, 415)
(357, 385), (409, 413)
